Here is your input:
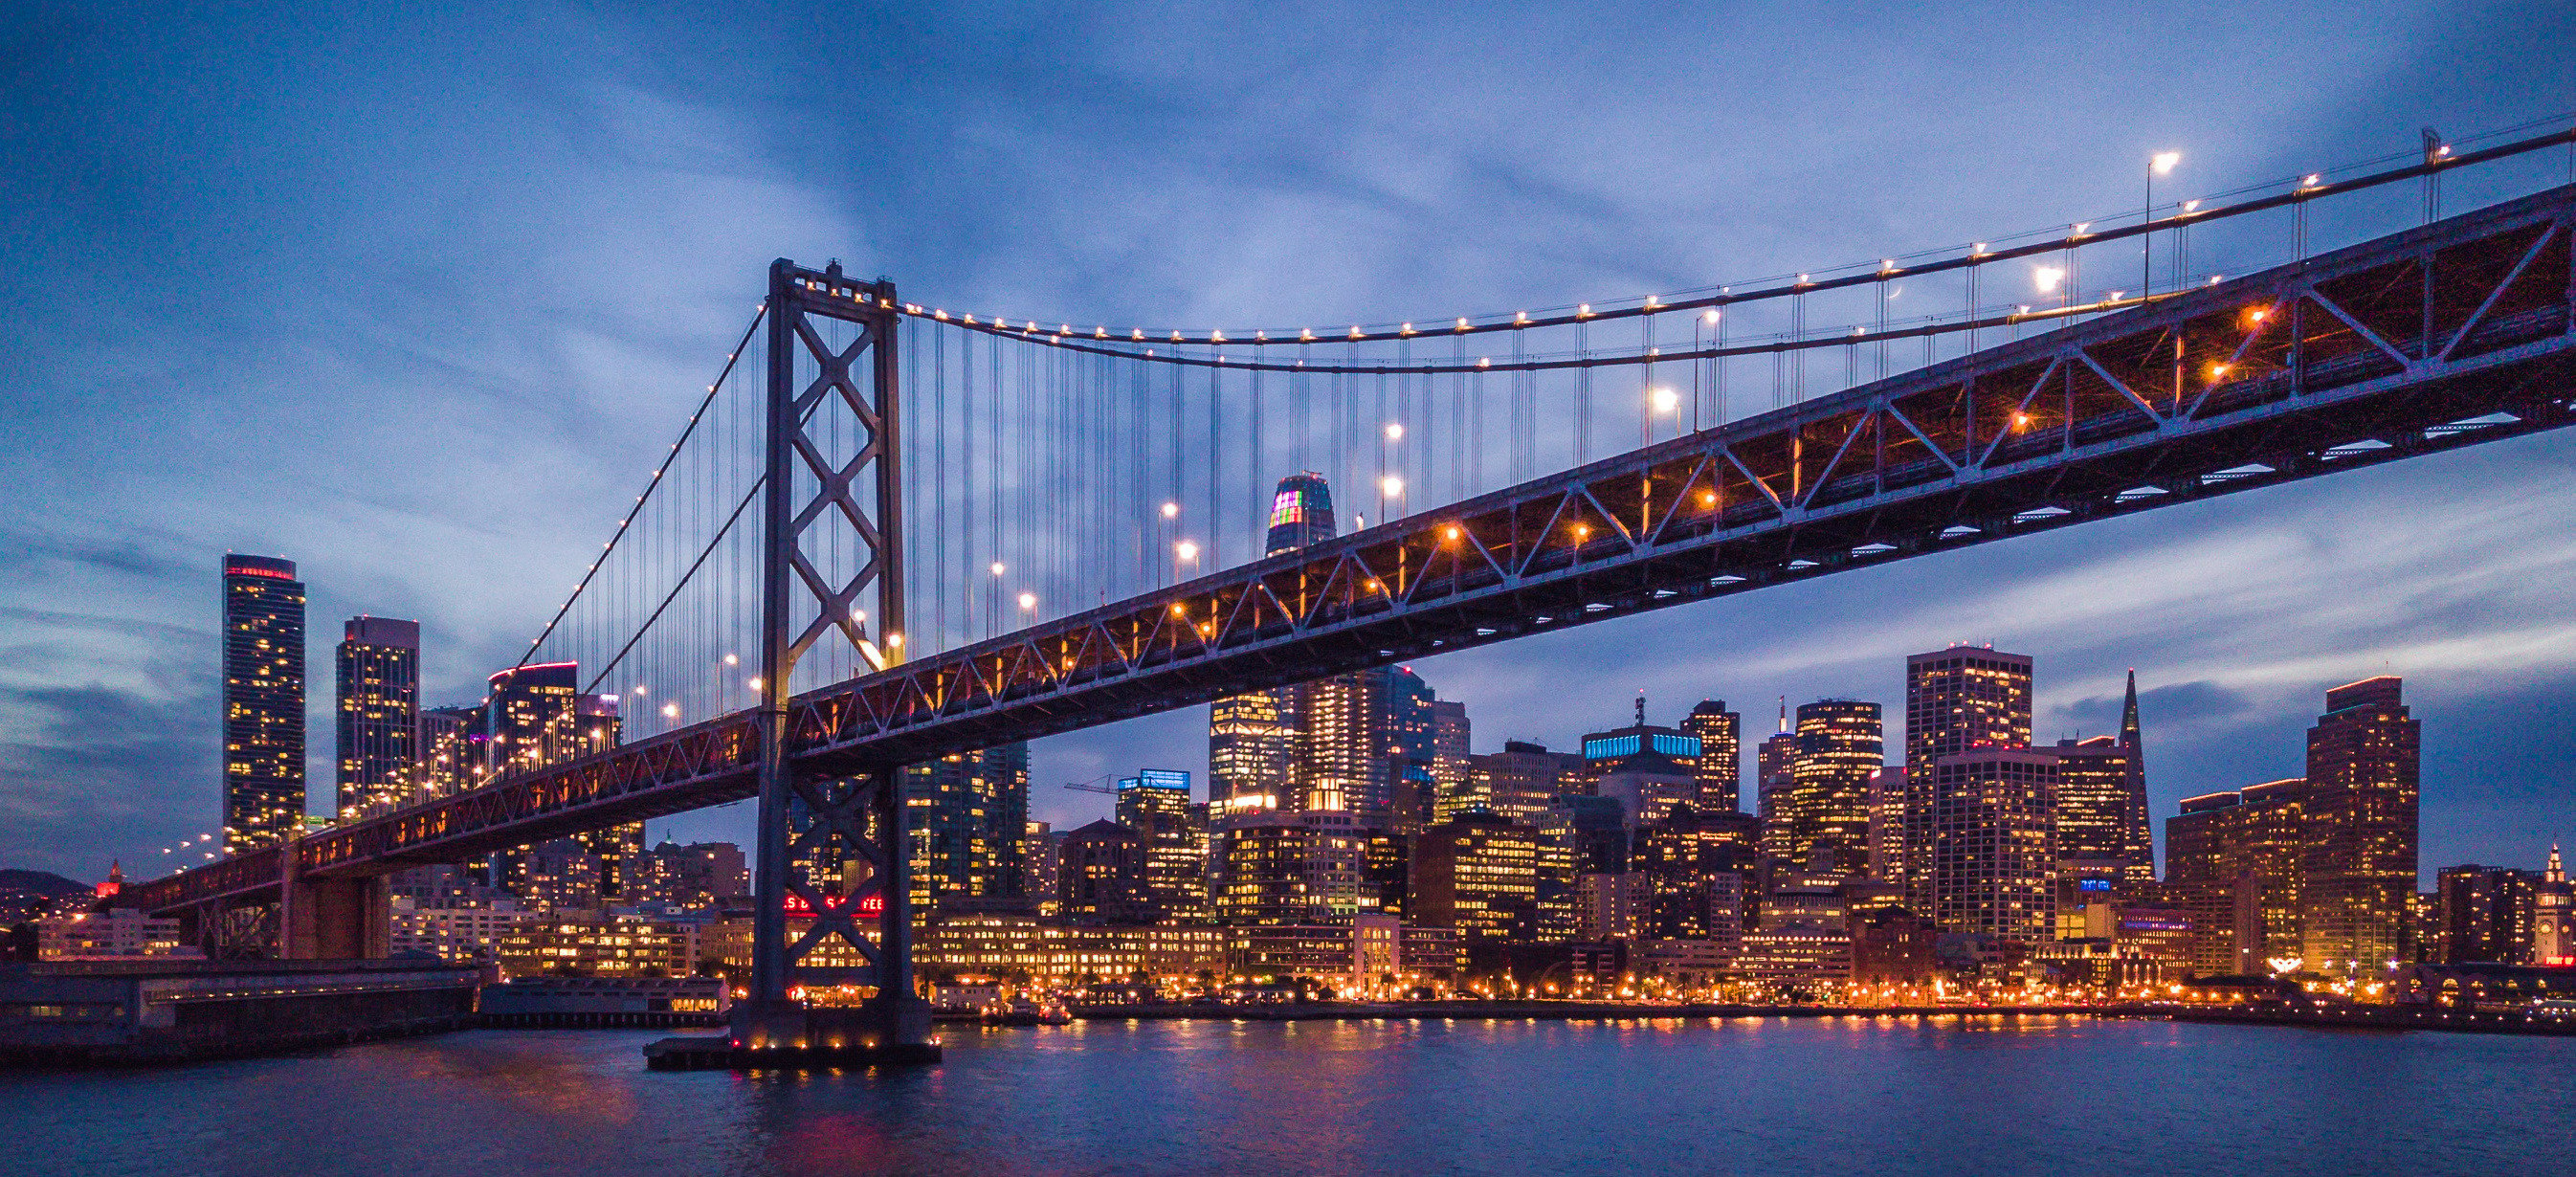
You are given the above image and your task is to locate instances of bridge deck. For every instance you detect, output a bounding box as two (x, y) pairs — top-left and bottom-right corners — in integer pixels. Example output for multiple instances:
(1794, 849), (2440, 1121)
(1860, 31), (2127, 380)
(128, 183), (2576, 914)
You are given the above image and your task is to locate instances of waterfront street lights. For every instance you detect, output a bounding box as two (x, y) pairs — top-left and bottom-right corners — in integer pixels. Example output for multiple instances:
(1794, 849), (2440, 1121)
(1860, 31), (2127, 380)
(1379, 474), (1405, 521)
(988, 561), (1006, 638)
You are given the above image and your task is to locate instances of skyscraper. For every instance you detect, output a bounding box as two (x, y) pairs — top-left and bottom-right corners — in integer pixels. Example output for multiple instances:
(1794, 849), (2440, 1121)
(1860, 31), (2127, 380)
(221, 554), (305, 852)
(1925, 747), (2057, 940)
(2164, 779), (2310, 975)
(1782, 700), (1881, 874)
(905, 744), (1032, 909)
(1680, 700), (1742, 812)
(335, 615), (419, 815)
(1264, 471), (1337, 554)
(1210, 472), (1335, 818)
(1584, 698), (1702, 827)
(1453, 740), (1584, 825)
(1901, 646), (2033, 903)
(1427, 700), (1472, 831)
(1117, 768), (1203, 921)
(1756, 700), (1796, 862)
(1294, 664), (1433, 825)
(2299, 677), (2419, 976)
(2052, 670), (2153, 881)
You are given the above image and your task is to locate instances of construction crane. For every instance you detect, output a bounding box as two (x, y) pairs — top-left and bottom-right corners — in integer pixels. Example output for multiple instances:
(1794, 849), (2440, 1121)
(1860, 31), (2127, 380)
(1061, 773), (1117, 796)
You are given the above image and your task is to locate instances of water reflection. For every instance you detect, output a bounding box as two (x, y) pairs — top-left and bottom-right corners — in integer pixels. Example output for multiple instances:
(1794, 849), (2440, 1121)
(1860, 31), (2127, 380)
(5, 1018), (2573, 1176)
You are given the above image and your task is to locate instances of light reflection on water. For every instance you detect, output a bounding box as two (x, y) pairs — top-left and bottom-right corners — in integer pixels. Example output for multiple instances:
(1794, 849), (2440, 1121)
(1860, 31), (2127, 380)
(5, 1016), (2570, 1176)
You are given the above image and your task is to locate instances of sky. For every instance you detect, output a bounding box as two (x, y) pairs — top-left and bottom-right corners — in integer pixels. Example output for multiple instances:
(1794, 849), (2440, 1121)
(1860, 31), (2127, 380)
(3, 1), (2574, 882)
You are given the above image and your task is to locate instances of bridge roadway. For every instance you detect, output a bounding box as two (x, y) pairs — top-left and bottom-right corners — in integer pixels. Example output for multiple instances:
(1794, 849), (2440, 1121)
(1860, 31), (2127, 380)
(128, 183), (2576, 916)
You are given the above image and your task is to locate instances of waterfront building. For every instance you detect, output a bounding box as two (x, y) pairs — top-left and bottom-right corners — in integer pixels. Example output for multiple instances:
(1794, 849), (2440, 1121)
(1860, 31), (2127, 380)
(2298, 677), (2420, 977)
(1735, 924), (1854, 988)
(1901, 645), (2033, 904)
(906, 744), (1032, 909)
(499, 917), (703, 978)
(36, 910), (198, 961)
(1680, 700), (1743, 812)
(389, 898), (531, 963)
(918, 912), (1230, 984)
(1925, 747), (2057, 941)
(1632, 939), (1731, 989)
(1226, 919), (1461, 990)
(1117, 769), (1205, 921)
(1210, 810), (1366, 925)
(2538, 846), (2573, 966)
(1059, 820), (1152, 922)
(1362, 831), (1410, 918)
(1780, 700), (1881, 873)
(1409, 812), (1540, 944)
(2434, 864), (2539, 965)
(417, 704), (478, 798)
(2051, 857), (2132, 940)
(334, 615), (419, 814)
(1851, 907), (1940, 988)
(221, 554), (306, 852)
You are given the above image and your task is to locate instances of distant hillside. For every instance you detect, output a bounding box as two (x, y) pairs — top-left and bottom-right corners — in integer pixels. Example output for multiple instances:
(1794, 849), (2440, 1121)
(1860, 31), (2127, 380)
(0, 869), (91, 898)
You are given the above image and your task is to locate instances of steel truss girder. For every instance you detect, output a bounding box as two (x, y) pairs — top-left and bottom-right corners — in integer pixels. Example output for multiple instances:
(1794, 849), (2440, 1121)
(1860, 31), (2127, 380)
(122, 184), (2576, 916)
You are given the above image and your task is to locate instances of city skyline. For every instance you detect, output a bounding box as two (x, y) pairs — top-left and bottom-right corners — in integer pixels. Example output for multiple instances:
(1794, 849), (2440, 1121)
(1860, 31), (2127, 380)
(7, 4), (2576, 890)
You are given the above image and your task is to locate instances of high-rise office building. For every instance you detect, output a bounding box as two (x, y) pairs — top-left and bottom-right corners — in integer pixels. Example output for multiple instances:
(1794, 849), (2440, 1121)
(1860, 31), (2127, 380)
(1209, 689), (1295, 814)
(1781, 700), (1880, 874)
(1901, 646), (2033, 903)
(1756, 700), (1796, 862)
(2298, 677), (2419, 977)
(1209, 473), (1339, 818)
(1632, 803), (1761, 940)
(2433, 864), (2539, 965)
(417, 704), (478, 798)
(1294, 664), (1434, 825)
(1680, 700), (1743, 812)
(2163, 779), (2308, 975)
(1058, 819), (1151, 922)
(1584, 699), (1703, 828)
(335, 615), (419, 815)
(1867, 766), (1906, 882)
(1024, 821), (1062, 903)
(2053, 672), (2152, 881)
(1428, 700), (1472, 830)
(1453, 740), (1584, 825)
(1924, 747), (2057, 941)
(905, 744), (1032, 910)
(1408, 811), (1540, 944)
(221, 554), (306, 852)
(1210, 810), (1366, 925)
(1117, 768), (1203, 921)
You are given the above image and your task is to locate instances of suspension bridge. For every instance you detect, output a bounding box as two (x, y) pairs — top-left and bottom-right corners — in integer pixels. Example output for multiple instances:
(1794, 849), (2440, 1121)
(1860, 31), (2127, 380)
(118, 122), (2576, 1063)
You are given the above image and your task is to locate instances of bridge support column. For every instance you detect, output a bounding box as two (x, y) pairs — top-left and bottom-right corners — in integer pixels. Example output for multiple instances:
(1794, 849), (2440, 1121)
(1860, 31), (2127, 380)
(696, 257), (932, 1071)
(278, 841), (388, 961)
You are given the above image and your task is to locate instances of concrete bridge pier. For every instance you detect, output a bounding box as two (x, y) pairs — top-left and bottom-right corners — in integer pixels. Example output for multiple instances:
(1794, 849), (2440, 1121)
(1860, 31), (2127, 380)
(277, 837), (389, 960)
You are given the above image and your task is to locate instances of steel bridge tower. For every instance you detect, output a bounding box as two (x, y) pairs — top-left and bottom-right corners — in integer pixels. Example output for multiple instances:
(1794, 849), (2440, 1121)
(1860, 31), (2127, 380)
(733, 258), (935, 1061)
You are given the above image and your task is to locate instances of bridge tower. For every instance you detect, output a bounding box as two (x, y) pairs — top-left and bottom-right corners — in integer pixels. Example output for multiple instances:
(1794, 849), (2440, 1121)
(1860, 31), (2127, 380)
(734, 259), (934, 1061)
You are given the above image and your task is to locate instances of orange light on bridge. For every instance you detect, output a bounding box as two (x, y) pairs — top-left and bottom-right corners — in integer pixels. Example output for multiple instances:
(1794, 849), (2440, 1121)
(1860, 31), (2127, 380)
(1572, 523), (1591, 540)
(1442, 525), (1461, 542)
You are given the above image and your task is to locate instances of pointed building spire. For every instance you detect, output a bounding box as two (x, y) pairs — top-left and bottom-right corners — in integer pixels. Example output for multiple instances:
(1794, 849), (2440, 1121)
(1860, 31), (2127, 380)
(2550, 843), (2565, 885)
(1777, 696), (1788, 733)
(2121, 669), (2142, 749)
(1635, 691), (1647, 728)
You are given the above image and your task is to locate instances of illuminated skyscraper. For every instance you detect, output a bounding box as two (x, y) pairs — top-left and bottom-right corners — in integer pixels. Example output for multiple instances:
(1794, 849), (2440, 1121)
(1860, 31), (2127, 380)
(1426, 700), (1472, 832)
(2299, 676), (2419, 976)
(1756, 700), (1796, 862)
(335, 615), (419, 815)
(1451, 740), (1583, 825)
(1408, 811), (1540, 944)
(1680, 700), (1743, 812)
(1264, 471), (1337, 554)
(1782, 700), (1881, 874)
(1583, 697), (1703, 827)
(1901, 646), (2032, 904)
(904, 744), (1032, 910)
(1117, 768), (1203, 921)
(1210, 473), (1338, 818)
(1925, 748), (2057, 940)
(2053, 670), (2154, 881)
(221, 554), (305, 852)
(2164, 779), (2308, 975)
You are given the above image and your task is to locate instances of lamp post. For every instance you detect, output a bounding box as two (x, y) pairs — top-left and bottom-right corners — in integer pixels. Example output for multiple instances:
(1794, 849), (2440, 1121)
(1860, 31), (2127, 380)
(2147, 151), (2181, 297)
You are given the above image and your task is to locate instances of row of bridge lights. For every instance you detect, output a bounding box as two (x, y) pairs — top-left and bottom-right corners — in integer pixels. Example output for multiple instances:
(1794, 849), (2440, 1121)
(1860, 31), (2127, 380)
(918, 149), (2339, 349)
